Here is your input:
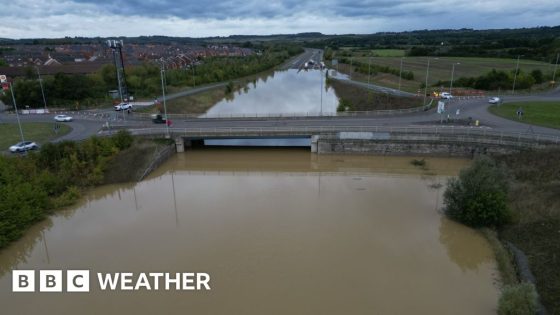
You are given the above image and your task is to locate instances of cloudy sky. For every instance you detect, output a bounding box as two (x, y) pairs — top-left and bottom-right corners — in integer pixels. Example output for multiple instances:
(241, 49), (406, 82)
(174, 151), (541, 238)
(1, 0), (560, 38)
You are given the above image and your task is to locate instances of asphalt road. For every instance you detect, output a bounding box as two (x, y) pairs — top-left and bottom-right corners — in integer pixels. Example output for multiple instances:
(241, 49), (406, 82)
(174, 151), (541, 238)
(1, 49), (559, 144)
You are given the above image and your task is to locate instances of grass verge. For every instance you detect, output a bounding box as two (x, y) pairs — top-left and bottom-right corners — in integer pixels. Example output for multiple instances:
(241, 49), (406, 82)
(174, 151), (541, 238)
(328, 79), (423, 111)
(489, 101), (560, 129)
(493, 149), (560, 314)
(0, 122), (71, 151)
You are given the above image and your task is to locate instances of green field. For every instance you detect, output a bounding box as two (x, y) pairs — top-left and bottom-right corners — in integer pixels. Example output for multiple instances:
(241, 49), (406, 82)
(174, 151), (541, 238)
(489, 101), (560, 129)
(0, 122), (71, 151)
(335, 55), (555, 93)
(338, 48), (406, 57)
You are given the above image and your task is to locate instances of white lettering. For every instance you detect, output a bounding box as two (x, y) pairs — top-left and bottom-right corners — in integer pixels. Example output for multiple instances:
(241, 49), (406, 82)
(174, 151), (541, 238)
(197, 273), (211, 290)
(149, 273), (163, 290)
(97, 273), (120, 290)
(165, 273), (180, 290)
(134, 273), (151, 290)
(120, 272), (133, 290)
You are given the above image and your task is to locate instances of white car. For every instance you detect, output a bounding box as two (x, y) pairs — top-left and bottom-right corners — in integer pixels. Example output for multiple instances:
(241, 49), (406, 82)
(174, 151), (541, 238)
(54, 114), (73, 122)
(488, 97), (501, 104)
(114, 103), (132, 111)
(9, 141), (39, 153)
(440, 92), (453, 99)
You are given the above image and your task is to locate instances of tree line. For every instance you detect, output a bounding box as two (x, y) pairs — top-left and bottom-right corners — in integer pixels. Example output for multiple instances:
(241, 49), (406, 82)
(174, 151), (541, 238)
(0, 131), (133, 249)
(308, 26), (560, 62)
(432, 68), (547, 91)
(0, 44), (303, 109)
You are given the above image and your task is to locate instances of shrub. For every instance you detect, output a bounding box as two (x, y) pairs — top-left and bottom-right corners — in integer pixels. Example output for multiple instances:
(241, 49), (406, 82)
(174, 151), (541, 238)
(111, 130), (134, 150)
(444, 156), (511, 227)
(498, 283), (538, 315)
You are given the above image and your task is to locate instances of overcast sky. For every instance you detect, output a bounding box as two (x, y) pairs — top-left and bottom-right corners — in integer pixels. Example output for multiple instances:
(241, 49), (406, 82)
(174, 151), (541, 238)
(1, 0), (560, 39)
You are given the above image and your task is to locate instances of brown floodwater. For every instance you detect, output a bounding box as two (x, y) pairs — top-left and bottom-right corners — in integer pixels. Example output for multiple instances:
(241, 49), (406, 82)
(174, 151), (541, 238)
(0, 149), (499, 315)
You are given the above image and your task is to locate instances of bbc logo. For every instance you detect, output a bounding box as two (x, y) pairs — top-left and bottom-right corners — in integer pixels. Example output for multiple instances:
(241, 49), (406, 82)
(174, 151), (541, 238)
(12, 270), (90, 292)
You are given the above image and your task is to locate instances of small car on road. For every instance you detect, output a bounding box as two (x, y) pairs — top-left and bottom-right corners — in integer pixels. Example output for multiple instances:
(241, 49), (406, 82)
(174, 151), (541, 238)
(114, 103), (132, 111)
(54, 114), (73, 122)
(9, 141), (39, 153)
(488, 97), (502, 104)
(440, 92), (453, 99)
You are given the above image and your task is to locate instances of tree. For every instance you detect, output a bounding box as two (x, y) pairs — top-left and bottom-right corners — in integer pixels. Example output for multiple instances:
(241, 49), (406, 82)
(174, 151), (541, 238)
(444, 156), (511, 227)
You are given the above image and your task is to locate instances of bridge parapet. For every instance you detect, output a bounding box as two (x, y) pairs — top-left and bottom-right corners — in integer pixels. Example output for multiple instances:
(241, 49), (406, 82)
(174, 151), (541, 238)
(126, 126), (560, 151)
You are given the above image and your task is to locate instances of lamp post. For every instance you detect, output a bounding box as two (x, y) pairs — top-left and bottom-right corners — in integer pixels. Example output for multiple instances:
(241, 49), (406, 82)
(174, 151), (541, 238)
(423, 58), (430, 106)
(35, 66), (48, 111)
(160, 59), (170, 138)
(512, 55), (521, 94)
(367, 57), (371, 86)
(192, 62), (196, 87)
(449, 62), (460, 94)
(552, 52), (559, 86)
(398, 57), (404, 91)
(9, 82), (25, 143)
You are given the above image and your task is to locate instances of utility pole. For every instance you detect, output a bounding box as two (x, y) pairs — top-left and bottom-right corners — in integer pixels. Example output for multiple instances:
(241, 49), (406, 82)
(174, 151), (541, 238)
(9, 82), (25, 143)
(320, 64), (323, 116)
(552, 52), (559, 86)
(35, 66), (48, 111)
(367, 57), (371, 86)
(192, 63), (196, 87)
(450, 63), (460, 94)
(423, 58), (430, 106)
(160, 59), (170, 138)
(398, 57), (403, 91)
(512, 55), (521, 94)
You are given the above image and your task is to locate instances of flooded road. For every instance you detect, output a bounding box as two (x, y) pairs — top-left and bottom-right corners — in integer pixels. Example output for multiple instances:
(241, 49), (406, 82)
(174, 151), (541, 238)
(204, 69), (338, 117)
(0, 149), (499, 314)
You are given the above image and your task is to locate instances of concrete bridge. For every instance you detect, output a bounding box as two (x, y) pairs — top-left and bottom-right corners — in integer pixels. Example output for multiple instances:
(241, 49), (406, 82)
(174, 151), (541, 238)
(123, 125), (560, 156)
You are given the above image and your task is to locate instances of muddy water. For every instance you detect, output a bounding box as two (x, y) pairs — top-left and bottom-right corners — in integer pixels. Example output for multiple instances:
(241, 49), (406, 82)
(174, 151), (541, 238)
(0, 149), (499, 315)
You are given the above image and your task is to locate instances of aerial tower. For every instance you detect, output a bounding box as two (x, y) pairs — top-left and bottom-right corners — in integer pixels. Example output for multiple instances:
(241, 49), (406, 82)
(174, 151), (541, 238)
(107, 40), (129, 102)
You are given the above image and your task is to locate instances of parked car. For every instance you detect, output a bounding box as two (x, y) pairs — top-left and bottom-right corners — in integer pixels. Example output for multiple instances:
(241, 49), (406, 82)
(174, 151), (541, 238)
(488, 97), (502, 104)
(440, 92), (453, 99)
(114, 103), (132, 111)
(151, 114), (167, 124)
(54, 114), (73, 122)
(9, 141), (39, 153)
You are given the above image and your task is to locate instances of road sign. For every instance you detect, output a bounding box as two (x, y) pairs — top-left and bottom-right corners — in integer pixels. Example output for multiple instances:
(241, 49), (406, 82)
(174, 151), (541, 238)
(2, 83), (8, 91)
(0, 75), (6, 83)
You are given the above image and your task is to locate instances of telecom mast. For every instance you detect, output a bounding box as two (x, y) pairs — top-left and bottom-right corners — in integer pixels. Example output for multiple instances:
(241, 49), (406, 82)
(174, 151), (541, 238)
(107, 40), (129, 102)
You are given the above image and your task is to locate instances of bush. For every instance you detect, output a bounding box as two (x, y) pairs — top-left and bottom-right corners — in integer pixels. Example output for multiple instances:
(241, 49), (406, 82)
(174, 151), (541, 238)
(444, 156), (511, 227)
(111, 130), (134, 150)
(498, 283), (538, 315)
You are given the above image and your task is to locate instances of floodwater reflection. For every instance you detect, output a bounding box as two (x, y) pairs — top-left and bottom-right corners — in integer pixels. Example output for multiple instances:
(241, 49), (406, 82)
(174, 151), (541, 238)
(0, 150), (498, 315)
(203, 69), (338, 117)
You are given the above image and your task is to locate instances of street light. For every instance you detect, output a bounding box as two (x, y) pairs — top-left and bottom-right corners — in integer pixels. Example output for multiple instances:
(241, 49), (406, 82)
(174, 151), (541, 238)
(398, 57), (404, 91)
(449, 62), (460, 94)
(423, 57), (439, 106)
(8, 82), (25, 143)
(160, 59), (170, 138)
(35, 66), (48, 112)
(552, 52), (559, 86)
(511, 55), (521, 94)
